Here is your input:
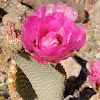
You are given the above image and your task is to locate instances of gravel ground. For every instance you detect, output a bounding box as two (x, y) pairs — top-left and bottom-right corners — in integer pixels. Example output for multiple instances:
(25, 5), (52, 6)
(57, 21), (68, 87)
(0, 0), (100, 100)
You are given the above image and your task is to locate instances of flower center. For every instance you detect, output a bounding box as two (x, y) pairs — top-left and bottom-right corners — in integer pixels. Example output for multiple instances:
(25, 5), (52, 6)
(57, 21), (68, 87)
(33, 39), (36, 47)
(56, 36), (62, 45)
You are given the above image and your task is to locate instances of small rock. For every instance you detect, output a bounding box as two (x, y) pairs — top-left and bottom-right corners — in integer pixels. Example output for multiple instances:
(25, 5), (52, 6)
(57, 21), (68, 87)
(73, 0), (80, 4)
(0, 32), (2, 35)
(93, 29), (99, 33)
(2, 12), (21, 30)
(87, 8), (96, 15)
(0, 38), (2, 44)
(20, 5), (29, 12)
(0, 83), (8, 91)
(73, 90), (79, 98)
(63, 95), (74, 100)
(0, 91), (10, 99)
(97, 40), (100, 46)
(61, 57), (81, 79)
(86, 62), (90, 72)
(84, 23), (92, 30)
(0, 71), (7, 83)
(4, 0), (7, 1)
(89, 93), (99, 100)
(95, 53), (100, 59)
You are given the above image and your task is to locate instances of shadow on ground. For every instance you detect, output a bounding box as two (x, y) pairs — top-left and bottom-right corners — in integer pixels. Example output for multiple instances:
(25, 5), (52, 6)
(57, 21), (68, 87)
(0, 8), (7, 22)
(63, 56), (96, 100)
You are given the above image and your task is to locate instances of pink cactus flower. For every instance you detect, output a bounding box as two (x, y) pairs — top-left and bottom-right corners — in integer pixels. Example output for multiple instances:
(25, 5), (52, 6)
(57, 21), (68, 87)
(89, 61), (100, 90)
(21, 2), (86, 65)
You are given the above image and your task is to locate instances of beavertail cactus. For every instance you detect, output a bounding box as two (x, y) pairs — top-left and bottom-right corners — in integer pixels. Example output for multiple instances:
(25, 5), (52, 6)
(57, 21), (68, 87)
(3, 2), (86, 100)
(89, 61), (100, 93)
(3, 21), (22, 53)
(8, 53), (65, 100)
(21, 2), (86, 65)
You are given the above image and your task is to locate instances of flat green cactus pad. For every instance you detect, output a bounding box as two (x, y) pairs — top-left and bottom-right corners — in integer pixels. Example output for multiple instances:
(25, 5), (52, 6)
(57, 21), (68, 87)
(3, 37), (22, 53)
(8, 53), (65, 100)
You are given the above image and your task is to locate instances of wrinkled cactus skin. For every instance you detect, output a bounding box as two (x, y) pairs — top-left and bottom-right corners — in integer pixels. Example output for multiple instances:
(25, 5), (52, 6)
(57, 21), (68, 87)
(8, 53), (66, 100)
(3, 37), (22, 53)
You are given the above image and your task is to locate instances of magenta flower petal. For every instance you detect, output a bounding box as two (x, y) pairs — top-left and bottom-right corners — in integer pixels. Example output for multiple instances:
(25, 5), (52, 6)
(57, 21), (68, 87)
(89, 61), (100, 90)
(44, 13), (64, 32)
(21, 2), (86, 65)
(53, 2), (78, 21)
(34, 5), (46, 17)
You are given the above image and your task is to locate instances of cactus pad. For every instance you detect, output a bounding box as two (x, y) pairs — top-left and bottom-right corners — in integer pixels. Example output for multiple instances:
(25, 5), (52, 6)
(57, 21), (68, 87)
(3, 21), (22, 53)
(8, 53), (65, 100)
